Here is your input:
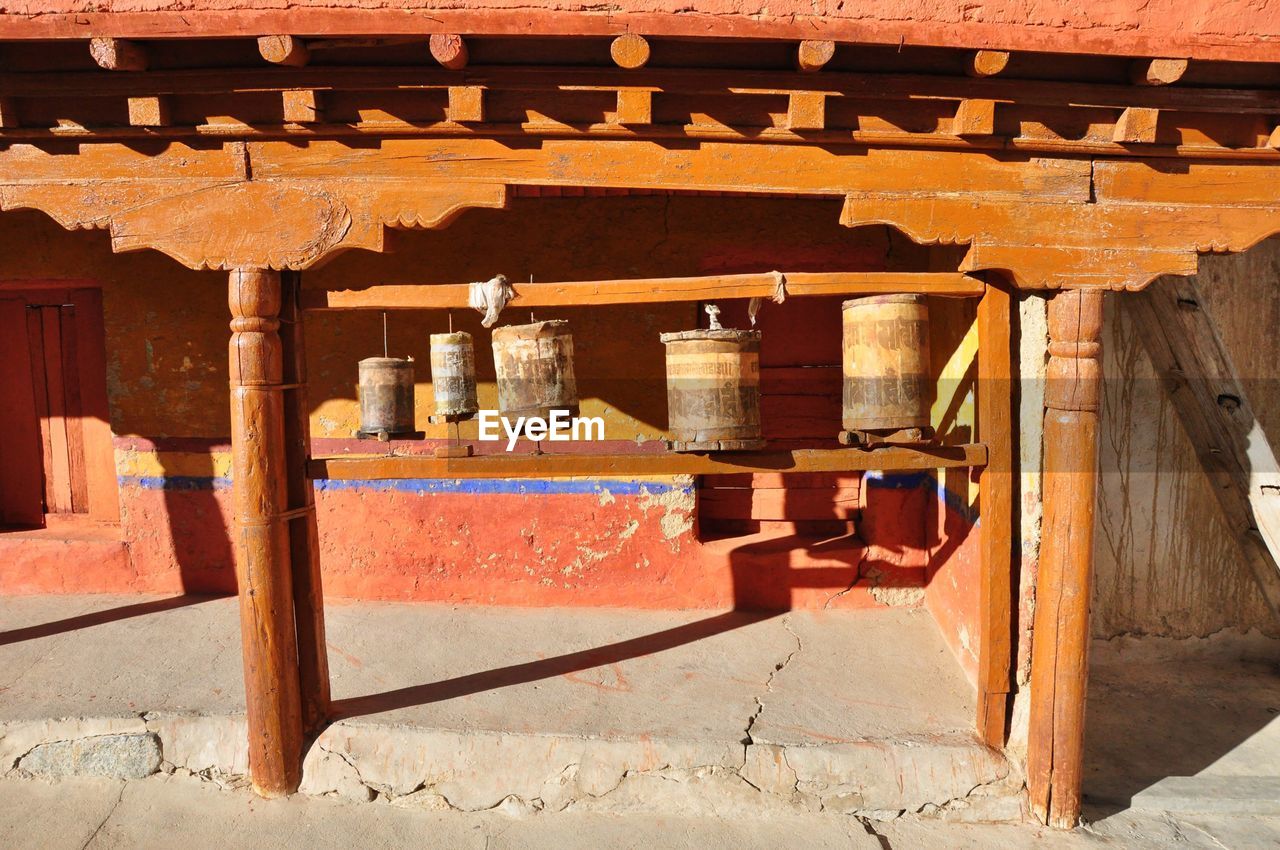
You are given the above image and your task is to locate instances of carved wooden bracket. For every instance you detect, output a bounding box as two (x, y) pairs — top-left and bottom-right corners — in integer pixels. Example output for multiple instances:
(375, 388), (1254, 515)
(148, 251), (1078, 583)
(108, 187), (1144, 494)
(0, 177), (508, 271)
(841, 192), (1280, 291)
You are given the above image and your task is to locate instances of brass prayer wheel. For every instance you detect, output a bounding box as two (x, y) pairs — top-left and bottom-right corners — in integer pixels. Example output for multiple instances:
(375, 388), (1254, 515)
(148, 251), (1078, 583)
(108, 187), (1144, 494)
(429, 332), (479, 422)
(357, 356), (417, 440)
(840, 294), (934, 446)
(660, 328), (765, 452)
(491, 320), (580, 421)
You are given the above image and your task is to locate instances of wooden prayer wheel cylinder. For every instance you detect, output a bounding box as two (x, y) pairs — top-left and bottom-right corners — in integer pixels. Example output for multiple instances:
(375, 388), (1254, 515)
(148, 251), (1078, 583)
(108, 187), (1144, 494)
(357, 356), (417, 440)
(429, 332), (479, 422)
(840, 294), (934, 446)
(491, 320), (580, 421)
(660, 328), (766, 452)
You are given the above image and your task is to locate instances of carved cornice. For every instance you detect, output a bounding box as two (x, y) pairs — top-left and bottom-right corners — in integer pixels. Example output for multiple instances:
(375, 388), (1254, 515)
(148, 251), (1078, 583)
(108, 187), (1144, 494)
(3, 135), (1280, 286)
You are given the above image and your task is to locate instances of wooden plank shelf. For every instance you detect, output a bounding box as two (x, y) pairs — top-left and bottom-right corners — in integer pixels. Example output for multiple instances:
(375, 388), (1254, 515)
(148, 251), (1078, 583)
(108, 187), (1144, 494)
(307, 444), (987, 480)
(301, 272), (984, 312)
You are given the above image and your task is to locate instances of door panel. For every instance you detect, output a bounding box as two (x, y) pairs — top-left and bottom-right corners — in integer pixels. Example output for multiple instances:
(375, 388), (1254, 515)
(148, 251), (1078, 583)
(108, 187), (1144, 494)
(0, 298), (46, 526)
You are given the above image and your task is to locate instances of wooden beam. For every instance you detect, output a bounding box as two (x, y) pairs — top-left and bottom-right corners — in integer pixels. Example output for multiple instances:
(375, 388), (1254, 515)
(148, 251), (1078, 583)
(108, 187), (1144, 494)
(1113, 106), (1159, 143)
(610, 33), (650, 70)
(228, 268), (304, 798)
(785, 91), (826, 131)
(1126, 278), (1280, 616)
(1027, 289), (1104, 830)
(126, 95), (168, 127)
(309, 444), (989, 481)
(89, 37), (147, 72)
(282, 89), (321, 124)
(258, 35), (310, 67)
(976, 280), (1015, 748)
(967, 50), (1010, 78)
(797, 40), (836, 73)
(300, 272), (986, 312)
(447, 85), (484, 123)
(429, 33), (469, 70)
(954, 98), (997, 137)
(614, 88), (652, 125)
(1130, 58), (1189, 87)
(278, 271), (331, 737)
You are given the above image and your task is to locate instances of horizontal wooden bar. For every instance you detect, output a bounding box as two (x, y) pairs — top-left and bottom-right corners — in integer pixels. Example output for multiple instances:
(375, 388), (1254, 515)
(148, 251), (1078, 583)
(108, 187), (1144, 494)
(308, 444), (988, 479)
(2, 64), (1275, 116)
(302, 272), (984, 311)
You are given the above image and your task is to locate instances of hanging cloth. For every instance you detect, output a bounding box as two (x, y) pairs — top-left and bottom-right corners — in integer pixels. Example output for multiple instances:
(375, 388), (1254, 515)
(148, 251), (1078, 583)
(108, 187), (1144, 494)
(469, 274), (514, 328)
(748, 271), (788, 326)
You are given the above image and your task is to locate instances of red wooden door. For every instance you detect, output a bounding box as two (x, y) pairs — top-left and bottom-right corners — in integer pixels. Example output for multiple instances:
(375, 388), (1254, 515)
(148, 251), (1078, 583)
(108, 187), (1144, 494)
(0, 287), (115, 528)
(0, 297), (45, 527)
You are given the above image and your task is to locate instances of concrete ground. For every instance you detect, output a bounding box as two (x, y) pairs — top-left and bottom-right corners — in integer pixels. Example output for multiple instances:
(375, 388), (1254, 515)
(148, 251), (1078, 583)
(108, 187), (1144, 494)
(3, 594), (1280, 846)
(0, 594), (1014, 817)
(4, 773), (1280, 850)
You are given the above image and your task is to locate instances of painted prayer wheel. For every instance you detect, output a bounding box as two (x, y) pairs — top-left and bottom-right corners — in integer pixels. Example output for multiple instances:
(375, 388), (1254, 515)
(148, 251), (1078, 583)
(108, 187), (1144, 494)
(839, 294), (934, 446)
(357, 356), (417, 440)
(660, 328), (766, 452)
(429, 332), (479, 422)
(491, 320), (580, 421)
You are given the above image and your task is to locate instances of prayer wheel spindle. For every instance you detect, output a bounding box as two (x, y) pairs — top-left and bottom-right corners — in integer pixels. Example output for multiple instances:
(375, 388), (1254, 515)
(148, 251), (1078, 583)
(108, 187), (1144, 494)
(839, 294), (935, 447)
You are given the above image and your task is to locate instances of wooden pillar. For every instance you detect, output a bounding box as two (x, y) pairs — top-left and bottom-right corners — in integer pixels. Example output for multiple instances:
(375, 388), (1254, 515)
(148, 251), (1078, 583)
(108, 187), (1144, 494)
(1026, 289), (1104, 829)
(279, 270), (331, 734)
(228, 268), (304, 797)
(976, 281), (1015, 748)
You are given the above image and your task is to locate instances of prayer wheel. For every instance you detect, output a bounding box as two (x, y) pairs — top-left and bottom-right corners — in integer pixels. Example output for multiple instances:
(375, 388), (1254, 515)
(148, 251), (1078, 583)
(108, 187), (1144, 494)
(491, 320), (580, 421)
(839, 294), (935, 446)
(429, 332), (479, 421)
(660, 328), (766, 452)
(357, 356), (417, 440)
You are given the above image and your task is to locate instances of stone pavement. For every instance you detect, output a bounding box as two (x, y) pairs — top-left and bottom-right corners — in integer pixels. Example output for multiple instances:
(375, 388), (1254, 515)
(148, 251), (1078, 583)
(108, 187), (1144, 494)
(4, 773), (1280, 850)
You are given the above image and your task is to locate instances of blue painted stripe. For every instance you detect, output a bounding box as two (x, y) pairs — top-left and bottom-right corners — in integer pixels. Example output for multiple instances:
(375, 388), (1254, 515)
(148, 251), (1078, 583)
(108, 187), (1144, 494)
(118, 470), (975, 523)
(313, 478), (689, 496)
(119, 475), (231, 491)
(119, 475), (687, 497)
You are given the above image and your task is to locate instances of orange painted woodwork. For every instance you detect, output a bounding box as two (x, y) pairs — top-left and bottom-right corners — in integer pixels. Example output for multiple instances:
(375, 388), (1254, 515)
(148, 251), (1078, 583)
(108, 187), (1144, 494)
(309, 445), (988, 480)
(975, 280), (1015, 747)
(797, 40), (836, 73)
(967, 50), (1010, 78)
(228, 267), (304, 798)
(610, 34), (650, 70)
(1026, 289), (1104, 829)
(88, 37), (147, 72)
(258, 35), (310, 67)
(304, 273), (983, 311)
(429, 33), (469, 70)
(1130, 58), (1188, 86)
(279, 271), (332, 736)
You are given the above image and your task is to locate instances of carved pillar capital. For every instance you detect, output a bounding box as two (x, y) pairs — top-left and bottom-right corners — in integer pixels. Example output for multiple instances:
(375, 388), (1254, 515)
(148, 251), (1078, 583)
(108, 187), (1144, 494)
(1045, 290), (1104, 413)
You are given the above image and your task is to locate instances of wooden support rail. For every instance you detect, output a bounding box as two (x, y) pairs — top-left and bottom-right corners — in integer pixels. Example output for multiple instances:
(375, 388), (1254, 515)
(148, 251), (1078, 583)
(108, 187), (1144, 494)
(308, 444), (987, 480)
(301, 272), (984, 312)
